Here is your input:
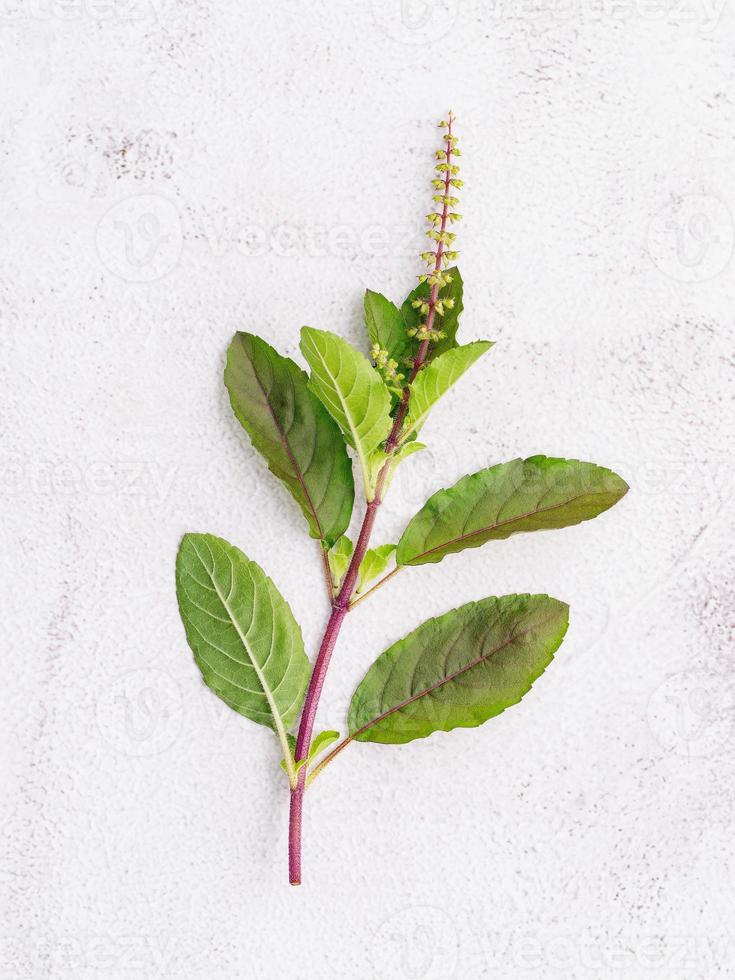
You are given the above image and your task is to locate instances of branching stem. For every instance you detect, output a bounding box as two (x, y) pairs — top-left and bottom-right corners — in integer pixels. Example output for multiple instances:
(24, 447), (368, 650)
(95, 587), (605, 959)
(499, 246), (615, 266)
(288, 114), (457, 885)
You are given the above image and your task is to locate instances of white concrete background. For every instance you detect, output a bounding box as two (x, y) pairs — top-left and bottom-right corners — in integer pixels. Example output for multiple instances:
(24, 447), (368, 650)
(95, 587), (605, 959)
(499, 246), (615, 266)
(1, 1), (734, 977)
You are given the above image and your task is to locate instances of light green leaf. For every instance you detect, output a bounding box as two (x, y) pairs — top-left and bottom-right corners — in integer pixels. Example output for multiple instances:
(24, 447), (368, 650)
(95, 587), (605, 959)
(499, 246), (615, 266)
(357, 544), (396, 594)
(397, 456), (629, 566)
(328, 536), (353, 591)
(225, 332), (354, 548)
(364, 290), (411, 365)
(280, 730), (340, 774)
(348, 594), (569, 745)
(401, 341), (493, 442)
(300, 327), (393, 499)
(401, 266), (464, 360)
(367, 440), (426, 494)
(176, 533), (310, 782)
(308, 729), (340, 761)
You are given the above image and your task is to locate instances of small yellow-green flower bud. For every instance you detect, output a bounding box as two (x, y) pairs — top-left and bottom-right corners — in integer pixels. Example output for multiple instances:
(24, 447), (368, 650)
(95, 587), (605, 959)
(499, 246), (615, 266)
(450, 178), (463, 188)
(431, 179), (444, 190)
(443, 298), (455, 310)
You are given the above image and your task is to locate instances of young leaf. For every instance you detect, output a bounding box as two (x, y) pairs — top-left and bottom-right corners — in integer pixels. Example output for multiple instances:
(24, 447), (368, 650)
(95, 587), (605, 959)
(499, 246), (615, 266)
(300, 327), (393, 498)
(397, 456), (629, 566)
(328, 536), (353, 591)
(225, 332), (354, 548)
(364, 290), (411, 365)
(401, 266), (463, 359)
(367, 440), (426, 494)
(348, 594), (568, 744)
(357, 544), (396, 594)
(280, 730), (340, 775)
(176, 533), (310, 779)
(401, 341), (493, 442)
(308, 729), (340, 761)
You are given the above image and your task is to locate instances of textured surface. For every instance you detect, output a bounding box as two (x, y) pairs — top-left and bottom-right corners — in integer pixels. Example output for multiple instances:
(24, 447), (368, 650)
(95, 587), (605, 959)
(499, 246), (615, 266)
(1, 2), (734, 978)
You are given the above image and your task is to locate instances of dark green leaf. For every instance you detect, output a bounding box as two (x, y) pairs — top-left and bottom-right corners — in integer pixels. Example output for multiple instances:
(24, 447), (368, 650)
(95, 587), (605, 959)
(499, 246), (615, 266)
(397, 456), (629, 566)
(400, 266), (464, 360)
(225, 332), (353, 548)
(348, 594), (568, 745)
(364, 290), (411, 365)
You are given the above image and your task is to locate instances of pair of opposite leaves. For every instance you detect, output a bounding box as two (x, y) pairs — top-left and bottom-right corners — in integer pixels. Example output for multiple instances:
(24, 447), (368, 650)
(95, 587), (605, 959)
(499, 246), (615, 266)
(175, 274), (628, 753)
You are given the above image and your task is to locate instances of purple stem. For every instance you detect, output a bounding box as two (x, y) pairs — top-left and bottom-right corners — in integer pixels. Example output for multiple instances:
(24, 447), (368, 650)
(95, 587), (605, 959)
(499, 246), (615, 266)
(288, 494), (382, 885)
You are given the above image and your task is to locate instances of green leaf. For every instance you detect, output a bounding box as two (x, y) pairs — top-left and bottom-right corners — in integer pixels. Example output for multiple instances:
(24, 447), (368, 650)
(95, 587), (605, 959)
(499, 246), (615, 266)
(280, 730), (340, 774)
(364, 290), (411, 365)
(401, 341), (493, 442)
(308, 729), (340, 760)
(397, 456), (629, 566)
(224, 332), (354, 548)
(348, 594), (568, 745)
(176, 533), (310, 781)
(401, 266), (464, 360)
(366, 440), (426, 494)
(300, 327), (393, 498)
(328, 536), (353, 591)
(357, 544), (396, 594)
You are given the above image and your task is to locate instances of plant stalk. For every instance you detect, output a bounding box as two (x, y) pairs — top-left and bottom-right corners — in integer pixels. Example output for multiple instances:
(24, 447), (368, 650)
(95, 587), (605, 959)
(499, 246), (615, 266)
(348, 565), (402, 609)
(288, 114), (456, 885)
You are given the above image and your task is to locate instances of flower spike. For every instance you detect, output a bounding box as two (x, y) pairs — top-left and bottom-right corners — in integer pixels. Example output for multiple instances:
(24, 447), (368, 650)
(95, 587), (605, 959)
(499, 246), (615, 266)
(403, 112), (462, 353)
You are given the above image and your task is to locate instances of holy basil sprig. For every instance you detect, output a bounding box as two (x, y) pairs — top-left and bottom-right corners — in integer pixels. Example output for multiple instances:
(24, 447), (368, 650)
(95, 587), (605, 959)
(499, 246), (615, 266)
(174, 112), (629, 886)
